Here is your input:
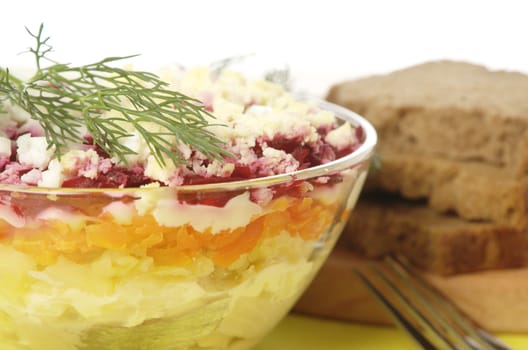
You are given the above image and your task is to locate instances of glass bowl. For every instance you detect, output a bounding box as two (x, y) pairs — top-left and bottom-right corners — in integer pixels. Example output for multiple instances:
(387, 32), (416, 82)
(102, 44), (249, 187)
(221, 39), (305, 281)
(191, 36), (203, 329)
(0, 99), (376, 350)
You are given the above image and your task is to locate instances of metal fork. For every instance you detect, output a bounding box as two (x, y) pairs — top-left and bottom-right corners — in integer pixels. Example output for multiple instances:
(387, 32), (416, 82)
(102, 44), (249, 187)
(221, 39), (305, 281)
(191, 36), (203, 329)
(352, 256), (513, 350)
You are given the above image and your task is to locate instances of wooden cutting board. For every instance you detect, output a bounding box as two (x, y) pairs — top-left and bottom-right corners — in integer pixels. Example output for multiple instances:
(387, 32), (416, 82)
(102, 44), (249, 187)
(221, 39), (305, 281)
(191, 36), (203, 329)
(294, 247), (528, 333)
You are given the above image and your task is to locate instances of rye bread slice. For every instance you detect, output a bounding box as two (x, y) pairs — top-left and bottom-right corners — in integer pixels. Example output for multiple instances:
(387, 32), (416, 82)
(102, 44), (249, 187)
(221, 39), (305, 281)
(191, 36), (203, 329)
(326, 60), (528, 176)
(365, 152), (528, 230)
(343, 194), (528, 275)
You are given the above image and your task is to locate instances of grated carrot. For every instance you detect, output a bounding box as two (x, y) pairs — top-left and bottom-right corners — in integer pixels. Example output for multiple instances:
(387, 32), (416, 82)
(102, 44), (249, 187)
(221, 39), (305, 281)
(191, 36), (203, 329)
(2, 195), (339, 268)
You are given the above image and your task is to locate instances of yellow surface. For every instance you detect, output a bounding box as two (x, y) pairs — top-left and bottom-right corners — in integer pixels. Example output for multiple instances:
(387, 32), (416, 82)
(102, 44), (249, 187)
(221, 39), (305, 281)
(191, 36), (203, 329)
(256, 314), (527, 349)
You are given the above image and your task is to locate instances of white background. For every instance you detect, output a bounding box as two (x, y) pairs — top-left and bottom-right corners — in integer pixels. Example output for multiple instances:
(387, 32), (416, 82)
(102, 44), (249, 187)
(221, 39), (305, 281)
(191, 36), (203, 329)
(2, 0), (528, 96)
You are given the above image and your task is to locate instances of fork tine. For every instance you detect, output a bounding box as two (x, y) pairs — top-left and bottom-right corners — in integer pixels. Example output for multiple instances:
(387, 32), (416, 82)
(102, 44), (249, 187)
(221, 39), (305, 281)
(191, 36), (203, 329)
(352, 268), (439, 350)
(364, 262), (468, 350)
(476, 330), (513, 350)
(388, 256), (512, 350)
(383, 257), (488, 350)
(354, 258), (513, 350)
(385, 256), (486, 350)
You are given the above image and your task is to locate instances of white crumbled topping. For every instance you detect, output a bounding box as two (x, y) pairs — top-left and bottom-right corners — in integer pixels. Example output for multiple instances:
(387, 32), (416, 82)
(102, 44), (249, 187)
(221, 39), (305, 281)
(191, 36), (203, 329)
(38, 159), (64, 187)
(248, 79), (285, 105)
(306, 110), (338, 129)
(177, 143), (193, 160)
(228, 140), (258, 172)
(16, 134), (54, 170)
(0, 65), (355, 188)
(178, 66), (214, 98)
(0, 137), (12, 157)
(104, 114), (177, 167)
(212, 69), (252, 106)
(119, 133), (150, 166)
(20, 169), (42, 185)
(144, 155), (181, 186)
(211, 97), (244, 122)
(61, 149), (100, 179)
(235, 105), (319, 143)
(258, 147), (299, 176)
(4, 101), (31, 123)
(192, 159), (235, 178)
(325, 123), (356, 151)
(101, 110), (151, 166)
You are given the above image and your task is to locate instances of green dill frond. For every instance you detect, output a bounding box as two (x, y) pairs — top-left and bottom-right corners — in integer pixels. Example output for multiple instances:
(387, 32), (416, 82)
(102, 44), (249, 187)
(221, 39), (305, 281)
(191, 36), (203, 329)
(0, 24), (233, 167)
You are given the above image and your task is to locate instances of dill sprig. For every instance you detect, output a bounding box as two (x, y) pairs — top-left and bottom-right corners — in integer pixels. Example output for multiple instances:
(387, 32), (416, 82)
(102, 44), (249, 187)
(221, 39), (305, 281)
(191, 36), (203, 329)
(0, 24), (232, 166)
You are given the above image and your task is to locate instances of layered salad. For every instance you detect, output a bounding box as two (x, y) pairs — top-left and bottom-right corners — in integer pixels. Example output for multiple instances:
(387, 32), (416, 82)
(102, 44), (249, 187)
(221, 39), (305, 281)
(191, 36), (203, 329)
(0, 27), (373, 350)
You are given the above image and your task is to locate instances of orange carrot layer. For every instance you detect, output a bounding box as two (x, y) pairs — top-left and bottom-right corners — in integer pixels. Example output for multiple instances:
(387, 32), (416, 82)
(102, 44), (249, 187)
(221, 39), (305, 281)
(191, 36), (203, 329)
(2, 196), (343, 267)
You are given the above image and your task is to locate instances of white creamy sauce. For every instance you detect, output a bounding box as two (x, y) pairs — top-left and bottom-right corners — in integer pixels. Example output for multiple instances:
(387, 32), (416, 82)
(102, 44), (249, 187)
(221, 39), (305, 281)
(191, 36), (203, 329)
(153, 192), (262, 233)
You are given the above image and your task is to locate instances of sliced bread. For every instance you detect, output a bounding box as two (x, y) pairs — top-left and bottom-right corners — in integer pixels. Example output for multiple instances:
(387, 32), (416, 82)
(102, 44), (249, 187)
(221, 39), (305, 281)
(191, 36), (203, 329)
(366, 152), (528, 230)
(343, 194), (528, 275)
(326, 60), (528, 176)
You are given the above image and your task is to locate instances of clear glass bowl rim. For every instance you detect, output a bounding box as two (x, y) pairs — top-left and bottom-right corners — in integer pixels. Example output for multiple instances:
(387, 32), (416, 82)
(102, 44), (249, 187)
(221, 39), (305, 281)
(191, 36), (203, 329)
(0, 97), (377, 195)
